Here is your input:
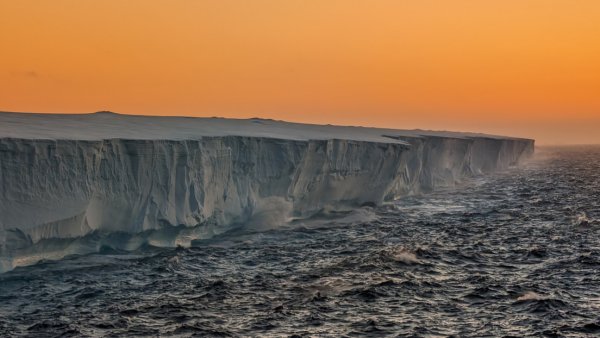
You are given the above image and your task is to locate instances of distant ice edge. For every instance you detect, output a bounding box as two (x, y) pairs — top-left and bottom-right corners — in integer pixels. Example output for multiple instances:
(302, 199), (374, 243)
(0, 135), (533, 271)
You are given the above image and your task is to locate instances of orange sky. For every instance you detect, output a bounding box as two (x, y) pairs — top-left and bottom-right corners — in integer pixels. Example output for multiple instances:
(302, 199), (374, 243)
(1, 0), (599, 144)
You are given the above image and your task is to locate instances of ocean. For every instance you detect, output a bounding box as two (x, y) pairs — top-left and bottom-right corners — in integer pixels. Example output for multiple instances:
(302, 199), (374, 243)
(1, 146), (599, 337)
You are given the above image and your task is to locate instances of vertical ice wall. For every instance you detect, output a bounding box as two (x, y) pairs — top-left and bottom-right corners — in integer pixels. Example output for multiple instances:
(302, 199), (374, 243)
(0, 135), (533, 248)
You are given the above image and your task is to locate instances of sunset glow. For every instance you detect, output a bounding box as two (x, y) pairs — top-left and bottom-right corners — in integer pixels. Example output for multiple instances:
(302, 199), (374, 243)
(2, 0), (599, 144)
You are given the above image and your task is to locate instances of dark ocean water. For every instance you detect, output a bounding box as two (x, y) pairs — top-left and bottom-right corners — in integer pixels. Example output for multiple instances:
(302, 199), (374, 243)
(1, 146), (599, 337)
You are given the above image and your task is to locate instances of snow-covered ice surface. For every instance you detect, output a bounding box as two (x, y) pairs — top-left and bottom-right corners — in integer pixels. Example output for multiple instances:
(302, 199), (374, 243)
(0, 111), (534, 272)
(0, 110), (517, 142)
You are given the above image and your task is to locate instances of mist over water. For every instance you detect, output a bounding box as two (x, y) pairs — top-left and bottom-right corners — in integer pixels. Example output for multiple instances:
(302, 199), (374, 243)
(1, 146), (599, 337)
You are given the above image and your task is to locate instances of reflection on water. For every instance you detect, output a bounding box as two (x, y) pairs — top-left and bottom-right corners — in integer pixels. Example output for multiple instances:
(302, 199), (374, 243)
(1, 146), (600, 337)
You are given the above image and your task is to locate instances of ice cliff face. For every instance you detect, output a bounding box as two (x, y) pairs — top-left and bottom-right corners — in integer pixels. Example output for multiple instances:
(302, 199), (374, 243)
(0, 112), (534, 271)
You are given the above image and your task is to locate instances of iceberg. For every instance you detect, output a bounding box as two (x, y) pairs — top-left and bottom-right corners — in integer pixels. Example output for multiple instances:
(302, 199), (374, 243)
(0, 111), (534, 271)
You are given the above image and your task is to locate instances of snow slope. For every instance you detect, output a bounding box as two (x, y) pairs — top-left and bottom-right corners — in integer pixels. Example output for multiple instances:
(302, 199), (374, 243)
(0, 111), (534, 271)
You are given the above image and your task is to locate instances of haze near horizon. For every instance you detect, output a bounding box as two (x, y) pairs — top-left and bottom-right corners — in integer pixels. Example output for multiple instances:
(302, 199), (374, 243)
(1, 0), (599, 145)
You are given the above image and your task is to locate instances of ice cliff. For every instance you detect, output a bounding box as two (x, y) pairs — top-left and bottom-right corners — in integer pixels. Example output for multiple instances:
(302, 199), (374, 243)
(0, 112), (534, 271)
